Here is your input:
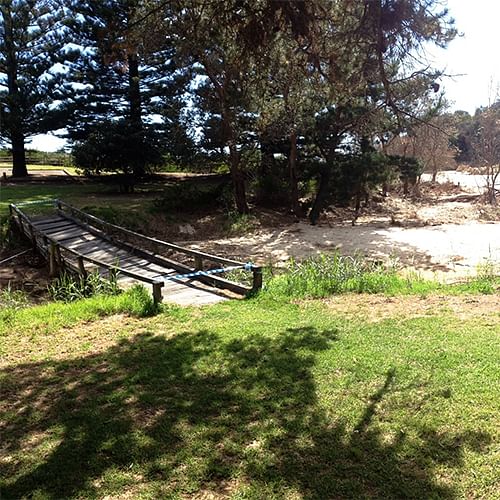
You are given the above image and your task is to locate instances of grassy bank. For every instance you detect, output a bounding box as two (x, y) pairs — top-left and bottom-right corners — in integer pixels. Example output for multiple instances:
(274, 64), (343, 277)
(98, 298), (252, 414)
(1, 293), (498, 499)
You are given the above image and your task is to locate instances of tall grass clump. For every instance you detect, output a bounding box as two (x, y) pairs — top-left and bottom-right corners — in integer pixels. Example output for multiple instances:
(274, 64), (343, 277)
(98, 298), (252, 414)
(48, 270), (120, 302)
(263, 253), (441, 299)
(116, 284), (158, 317)
(262, 252), (500, 299)
(0, 284), (29, 310)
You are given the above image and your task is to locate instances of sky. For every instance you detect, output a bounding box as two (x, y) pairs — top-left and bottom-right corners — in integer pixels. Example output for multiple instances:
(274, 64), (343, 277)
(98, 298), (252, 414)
(29, 0), (499, 152)
(429, 0), (500, 114)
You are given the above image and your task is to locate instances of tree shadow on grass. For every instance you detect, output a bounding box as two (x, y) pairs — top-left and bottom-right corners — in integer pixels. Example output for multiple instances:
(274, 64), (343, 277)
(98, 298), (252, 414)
(0, 326), (491, 499)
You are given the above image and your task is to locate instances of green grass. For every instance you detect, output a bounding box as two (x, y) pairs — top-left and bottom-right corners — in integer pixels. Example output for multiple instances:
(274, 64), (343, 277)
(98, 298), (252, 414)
(0, 164), (79, 174)
(0, 182), (162, 242)
(1, 294), (498, 499)
(263, 253), (500, 298)
(0, 285), (157, 338)
(0, 184), (109, 217)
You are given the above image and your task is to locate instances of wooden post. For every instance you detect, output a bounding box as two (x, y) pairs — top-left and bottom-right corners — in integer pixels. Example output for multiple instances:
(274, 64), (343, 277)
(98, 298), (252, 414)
(55, 244), (63, 271)
(251, 266), (263, 293)
(152, 281), (163, 304)
(29, 225), (37, 251)
(49, 242), (58, 277)
(194, 255), (203, 271)
(77, 256), (87, 279)
(17, 214), (24, 235)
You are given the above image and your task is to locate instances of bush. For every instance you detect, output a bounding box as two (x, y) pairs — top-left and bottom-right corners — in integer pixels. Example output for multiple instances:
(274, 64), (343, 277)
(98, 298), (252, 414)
(72, 120), (164, 183)
(151, 178), (230, 212)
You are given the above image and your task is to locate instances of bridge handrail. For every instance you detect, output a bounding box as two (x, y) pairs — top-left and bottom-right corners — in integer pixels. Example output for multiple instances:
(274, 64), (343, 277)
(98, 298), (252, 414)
(55, 200), (256, 270)
(9, 203), (162, 287)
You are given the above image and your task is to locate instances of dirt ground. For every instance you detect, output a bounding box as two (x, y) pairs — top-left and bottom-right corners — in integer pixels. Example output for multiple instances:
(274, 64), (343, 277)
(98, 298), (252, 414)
(1, 171), (499, 296)
(185, 172), (500, 281)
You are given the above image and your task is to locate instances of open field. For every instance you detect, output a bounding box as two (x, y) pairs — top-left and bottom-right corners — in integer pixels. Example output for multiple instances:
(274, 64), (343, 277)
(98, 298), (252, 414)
(1, 293), (499, 499)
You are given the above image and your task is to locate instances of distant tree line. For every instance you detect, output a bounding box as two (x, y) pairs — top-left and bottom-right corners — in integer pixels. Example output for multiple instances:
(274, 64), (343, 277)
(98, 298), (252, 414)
(4, 1), (493, 217)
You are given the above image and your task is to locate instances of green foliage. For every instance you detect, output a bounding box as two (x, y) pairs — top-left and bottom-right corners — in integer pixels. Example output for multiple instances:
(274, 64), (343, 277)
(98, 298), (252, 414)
(116, 284), (158, 317)
(48, 270), (120, 303)
(151, 179), (230, 212)
(224, 211), (258, 235)
(263, 253), (499, 299)
(0, 284), (28, 310)
(72, 120), (164, 179)
(82, 205), (147, 232)
(0, 0), (69, 175)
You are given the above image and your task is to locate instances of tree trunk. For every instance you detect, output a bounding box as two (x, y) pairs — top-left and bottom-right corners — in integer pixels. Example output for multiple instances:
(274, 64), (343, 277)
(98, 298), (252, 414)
(128, 53), (144, 179)
(431, 160), (438, 183)
(11, 131), (27, 177)
(220, 98), (248, 214)
(3, 3), (28, 177)
(289, 129), (302, 217)
(309, 166), (331, 225)
(128, 53), (142, 128)
(229, 142), (249, 214)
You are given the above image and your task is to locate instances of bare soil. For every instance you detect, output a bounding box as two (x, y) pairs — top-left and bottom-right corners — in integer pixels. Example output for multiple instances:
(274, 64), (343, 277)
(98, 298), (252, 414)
(1, 171), (499, 298)
(0, 250), (50, 302)
(182, 174), (500, 281)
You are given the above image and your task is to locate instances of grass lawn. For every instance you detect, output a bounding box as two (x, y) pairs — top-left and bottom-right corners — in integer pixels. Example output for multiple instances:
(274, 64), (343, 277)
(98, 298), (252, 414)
(0, 181), (174, 233)
(1, 293), (499, 499)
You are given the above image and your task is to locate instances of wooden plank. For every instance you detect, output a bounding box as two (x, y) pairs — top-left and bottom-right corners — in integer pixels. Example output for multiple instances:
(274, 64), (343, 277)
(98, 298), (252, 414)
(121, 260), (169, 275)
(41, 220), (79, 231)
(32, 216), (66, 227)
(40, 224), (79, 237)
(60, 233), (99, 246)
(35, 219), (75, 231)
(84, 248), (129, 262)
(46, 227), (88, 241)
(70, 239), (118, 254)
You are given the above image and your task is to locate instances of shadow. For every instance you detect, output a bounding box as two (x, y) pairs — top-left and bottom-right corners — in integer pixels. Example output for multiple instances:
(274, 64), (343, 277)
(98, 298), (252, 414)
(0, 326), (490, 498)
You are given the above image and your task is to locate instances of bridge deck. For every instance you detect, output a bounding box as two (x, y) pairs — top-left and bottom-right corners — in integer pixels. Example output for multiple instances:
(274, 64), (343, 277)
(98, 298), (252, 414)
(31, 214), (232, 305)
(7, 197), (262, 306)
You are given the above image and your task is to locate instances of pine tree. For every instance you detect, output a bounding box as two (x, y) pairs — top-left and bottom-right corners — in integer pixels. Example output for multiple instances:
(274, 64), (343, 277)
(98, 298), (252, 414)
(0, 0), (68, 176)
(62, 0), (191, 175)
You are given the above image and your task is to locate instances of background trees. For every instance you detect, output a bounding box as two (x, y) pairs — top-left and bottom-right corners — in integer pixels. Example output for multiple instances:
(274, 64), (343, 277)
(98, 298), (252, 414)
(454, 104), (500, 204)
(0, 0), (68, 176)
(2, 0), (461, 216)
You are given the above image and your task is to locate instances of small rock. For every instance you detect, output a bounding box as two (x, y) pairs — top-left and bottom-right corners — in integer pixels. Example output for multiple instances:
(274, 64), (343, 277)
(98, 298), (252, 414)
(178, 224), (196, 236)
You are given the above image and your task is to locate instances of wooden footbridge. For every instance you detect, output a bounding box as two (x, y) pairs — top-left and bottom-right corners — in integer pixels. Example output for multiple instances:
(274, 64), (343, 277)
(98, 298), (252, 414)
(9, 200), (262, 306)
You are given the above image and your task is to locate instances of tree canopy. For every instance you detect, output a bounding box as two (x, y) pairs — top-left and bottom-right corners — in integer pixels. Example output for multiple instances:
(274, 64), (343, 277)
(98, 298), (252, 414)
(1, 0), (463, 215)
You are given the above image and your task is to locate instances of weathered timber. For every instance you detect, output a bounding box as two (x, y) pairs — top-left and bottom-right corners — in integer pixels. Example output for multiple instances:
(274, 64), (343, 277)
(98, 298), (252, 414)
(9, 201), (262, 305)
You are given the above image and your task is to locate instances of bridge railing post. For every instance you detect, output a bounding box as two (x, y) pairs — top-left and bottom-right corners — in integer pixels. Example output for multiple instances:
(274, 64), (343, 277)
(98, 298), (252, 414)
(77, 256), (87, 279)
(251, 266), (263, 293)
(152, 281), (164, 305)
(49, 242), (58, 277)
(194, 255), (203, 271)
(29, 225), (37, 251)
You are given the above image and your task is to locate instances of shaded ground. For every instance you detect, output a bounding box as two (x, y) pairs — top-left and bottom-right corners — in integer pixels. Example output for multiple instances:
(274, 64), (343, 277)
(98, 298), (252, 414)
(1, 297), (498, 498)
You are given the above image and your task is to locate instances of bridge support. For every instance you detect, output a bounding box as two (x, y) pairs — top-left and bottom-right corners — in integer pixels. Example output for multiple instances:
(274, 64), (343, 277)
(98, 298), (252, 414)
(252, 266), (263, 293)
(152, 281), (164, 304)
